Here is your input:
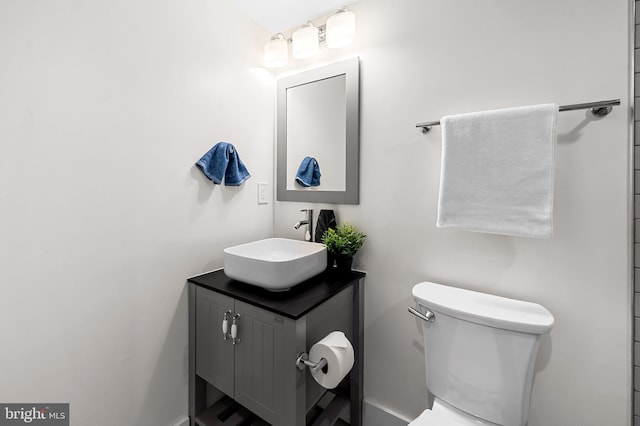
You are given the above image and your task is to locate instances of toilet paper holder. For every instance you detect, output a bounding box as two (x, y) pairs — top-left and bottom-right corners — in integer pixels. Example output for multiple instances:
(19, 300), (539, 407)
(295, 352), (328, 372)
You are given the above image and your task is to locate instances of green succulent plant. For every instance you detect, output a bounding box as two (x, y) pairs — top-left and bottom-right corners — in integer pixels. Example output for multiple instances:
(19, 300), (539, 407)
(321, 223), (366, 257)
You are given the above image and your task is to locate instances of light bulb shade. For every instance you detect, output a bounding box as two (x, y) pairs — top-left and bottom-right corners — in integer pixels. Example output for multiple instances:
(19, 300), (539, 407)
(292, 25), (319, 59)
(264, 36), (288, 68)
(326, 9), (356, 48)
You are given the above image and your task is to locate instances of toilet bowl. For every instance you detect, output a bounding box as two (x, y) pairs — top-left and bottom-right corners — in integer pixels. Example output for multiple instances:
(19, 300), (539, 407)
(409, 399), (499, 426)
(409, 282), (554, 426)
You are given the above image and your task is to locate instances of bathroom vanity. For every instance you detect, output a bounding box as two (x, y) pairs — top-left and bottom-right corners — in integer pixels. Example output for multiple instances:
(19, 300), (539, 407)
(188, 269), (365, 426)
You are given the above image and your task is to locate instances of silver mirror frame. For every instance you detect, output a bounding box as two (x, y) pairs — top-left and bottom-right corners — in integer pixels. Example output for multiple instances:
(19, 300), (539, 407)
(276, 57), (360, 204)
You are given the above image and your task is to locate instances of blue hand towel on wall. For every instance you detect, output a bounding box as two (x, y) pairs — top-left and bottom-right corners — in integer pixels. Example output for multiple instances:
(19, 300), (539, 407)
(295, 157), (321, 187)
(195, 142), (251, 186)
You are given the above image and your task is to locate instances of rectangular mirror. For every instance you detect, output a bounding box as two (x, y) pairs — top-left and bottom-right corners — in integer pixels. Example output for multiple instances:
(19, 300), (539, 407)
(277, 57), (360, 204)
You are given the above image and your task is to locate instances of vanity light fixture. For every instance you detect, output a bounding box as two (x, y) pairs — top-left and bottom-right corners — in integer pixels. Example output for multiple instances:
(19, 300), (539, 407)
(325, 7), (356, 48)
(263, 7), (356, 68)
(292, 22), (320, 59)
(264, 33), (289, 68)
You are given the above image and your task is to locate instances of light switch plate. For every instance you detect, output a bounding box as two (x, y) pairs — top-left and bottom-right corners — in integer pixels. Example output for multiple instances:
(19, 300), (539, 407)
(258, 182), (269, 204)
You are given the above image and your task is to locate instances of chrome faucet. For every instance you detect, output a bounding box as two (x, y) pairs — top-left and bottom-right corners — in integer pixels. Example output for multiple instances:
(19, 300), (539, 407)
(293, 209), (313, 241)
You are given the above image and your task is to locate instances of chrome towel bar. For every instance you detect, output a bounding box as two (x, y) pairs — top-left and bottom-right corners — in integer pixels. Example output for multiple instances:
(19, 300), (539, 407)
(416, 98), (621, 133)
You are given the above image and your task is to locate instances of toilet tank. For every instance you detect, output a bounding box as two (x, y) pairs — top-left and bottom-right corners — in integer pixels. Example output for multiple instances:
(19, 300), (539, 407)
(412, 282), (554, 426)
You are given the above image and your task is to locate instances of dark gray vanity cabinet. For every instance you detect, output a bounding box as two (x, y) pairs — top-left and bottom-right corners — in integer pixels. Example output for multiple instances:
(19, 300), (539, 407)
(188, 269), (365, 426)
(233, 300), (299, 423)
(195, 289), (234, 396)
(195, 288), (298, 425)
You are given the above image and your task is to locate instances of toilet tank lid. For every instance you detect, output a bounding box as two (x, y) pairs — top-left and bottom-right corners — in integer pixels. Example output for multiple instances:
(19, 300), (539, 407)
(412, 282), (554, 335)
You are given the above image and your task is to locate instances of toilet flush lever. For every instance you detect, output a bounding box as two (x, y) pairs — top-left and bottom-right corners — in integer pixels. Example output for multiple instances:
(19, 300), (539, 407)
(408, 306), (435, 322)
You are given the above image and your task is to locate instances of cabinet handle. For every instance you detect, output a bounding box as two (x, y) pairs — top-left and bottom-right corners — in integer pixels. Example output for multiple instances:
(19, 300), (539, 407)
(222, 310), (232, 340)
(231, 313), (241, 345)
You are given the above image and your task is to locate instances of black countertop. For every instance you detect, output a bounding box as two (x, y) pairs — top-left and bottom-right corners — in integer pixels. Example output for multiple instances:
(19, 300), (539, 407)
(188, 268), (365, 320)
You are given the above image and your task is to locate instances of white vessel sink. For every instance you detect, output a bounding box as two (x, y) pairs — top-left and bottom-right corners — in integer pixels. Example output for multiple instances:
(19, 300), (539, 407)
(223, 238), (327, 291)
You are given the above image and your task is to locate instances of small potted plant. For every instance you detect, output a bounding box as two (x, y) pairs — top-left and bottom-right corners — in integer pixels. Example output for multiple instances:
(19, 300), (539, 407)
(321, 222), (366, 271)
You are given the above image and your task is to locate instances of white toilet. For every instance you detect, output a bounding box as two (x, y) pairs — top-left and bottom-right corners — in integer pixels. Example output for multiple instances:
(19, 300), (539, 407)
(409, 282), (554, 426)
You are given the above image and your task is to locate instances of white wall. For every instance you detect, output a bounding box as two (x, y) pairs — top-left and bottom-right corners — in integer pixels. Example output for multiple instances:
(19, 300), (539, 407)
(0, 1), (274, 425)
(274, 0), (633, 424)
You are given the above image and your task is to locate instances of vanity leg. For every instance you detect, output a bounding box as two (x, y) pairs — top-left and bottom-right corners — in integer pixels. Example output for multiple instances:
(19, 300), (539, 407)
(350, 278), (364, 426)
(188, 283), (206, 425)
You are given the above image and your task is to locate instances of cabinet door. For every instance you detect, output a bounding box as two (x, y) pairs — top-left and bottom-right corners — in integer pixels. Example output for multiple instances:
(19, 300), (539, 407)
(195, 287), (235, 397)
(233, 300), (297, 426)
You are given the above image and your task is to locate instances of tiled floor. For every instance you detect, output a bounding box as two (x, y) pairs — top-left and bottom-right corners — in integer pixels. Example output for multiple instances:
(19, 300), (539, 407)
(194, 395), (351, 425)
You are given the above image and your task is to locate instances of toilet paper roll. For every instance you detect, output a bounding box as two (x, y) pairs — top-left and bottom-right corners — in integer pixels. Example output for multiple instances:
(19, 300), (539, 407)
(308, 331), (354, 389)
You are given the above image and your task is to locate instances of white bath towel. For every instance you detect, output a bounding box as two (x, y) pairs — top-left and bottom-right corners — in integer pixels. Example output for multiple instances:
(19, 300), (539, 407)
(436, 103), (558, 238)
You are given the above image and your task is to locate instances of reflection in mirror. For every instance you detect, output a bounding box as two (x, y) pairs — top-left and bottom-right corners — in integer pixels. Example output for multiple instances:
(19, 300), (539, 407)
(277, 57), (359, 204)
(286, 74), (346, 191)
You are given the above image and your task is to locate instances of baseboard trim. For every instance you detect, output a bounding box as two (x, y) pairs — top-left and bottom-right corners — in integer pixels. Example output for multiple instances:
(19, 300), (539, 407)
(363, 399), (411, 426)
(171, 417), (189, 426)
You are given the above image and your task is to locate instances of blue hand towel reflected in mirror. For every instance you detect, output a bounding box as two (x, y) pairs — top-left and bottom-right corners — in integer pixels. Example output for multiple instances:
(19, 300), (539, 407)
(295, 156), (321, 187)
